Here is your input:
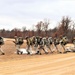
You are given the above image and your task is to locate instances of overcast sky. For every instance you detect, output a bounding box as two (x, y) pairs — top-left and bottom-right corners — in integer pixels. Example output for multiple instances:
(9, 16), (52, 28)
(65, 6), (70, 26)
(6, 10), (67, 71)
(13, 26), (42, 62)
(0, 0), (75, 30)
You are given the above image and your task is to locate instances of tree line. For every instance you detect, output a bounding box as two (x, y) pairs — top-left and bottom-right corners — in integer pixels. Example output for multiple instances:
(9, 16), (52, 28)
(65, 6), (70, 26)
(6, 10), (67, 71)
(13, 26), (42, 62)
(0, 17), (75, 42)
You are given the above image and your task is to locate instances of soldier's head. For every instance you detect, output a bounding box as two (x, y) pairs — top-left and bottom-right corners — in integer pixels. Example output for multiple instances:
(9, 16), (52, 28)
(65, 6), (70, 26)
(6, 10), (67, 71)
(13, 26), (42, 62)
(25, 36), (29, 40)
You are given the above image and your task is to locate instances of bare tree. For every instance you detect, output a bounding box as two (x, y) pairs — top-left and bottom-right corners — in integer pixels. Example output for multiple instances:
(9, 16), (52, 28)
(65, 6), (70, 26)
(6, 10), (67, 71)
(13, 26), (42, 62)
(35, 19), (49, 36)
(42, 19), (49, 36)
(35, 21), (42, 36)
(57, 17), (71, 37)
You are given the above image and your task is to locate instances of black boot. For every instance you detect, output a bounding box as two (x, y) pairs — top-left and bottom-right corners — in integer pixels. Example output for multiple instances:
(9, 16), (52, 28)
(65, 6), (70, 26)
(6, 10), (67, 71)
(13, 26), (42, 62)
(1, 53), (5, 55)
(27, 52), (30, 55)
(39, 53), (42, 55)
(50, 51), (53, 53)
(17, 50), (19, 54)
(36, 51), (40, 54)
(59, 52), (62, 54)
(20, 51), (23, 54)
(45, 52), (48, 54)
(63, 51), (67, 54)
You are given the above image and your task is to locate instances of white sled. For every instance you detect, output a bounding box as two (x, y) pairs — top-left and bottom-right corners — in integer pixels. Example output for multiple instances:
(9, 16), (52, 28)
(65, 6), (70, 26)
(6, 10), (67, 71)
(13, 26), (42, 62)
(15, 48), (37, 55)
(65, 45), (75, 52)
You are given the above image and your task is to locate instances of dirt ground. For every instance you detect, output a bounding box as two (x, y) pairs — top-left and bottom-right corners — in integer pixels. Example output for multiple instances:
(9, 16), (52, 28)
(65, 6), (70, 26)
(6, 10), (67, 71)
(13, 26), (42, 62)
(0, 38), (75, 75)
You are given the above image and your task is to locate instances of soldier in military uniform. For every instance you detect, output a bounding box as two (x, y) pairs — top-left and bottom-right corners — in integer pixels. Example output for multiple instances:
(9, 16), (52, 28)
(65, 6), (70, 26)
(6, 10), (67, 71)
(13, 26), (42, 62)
(46, 37), (54, 53)
(72, 37), (75, 47)
(59, 36), (68, 53)
(13, 36), (24, 54)
(34, 36), (48, 55)
(0, 37), (5, 55)
(53, 37), (62, 53)
(25, 36), (36, 54)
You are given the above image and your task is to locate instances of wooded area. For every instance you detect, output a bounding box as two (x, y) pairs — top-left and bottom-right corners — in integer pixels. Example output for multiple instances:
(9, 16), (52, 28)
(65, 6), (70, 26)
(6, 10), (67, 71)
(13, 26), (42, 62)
(0, 17), (75, 42)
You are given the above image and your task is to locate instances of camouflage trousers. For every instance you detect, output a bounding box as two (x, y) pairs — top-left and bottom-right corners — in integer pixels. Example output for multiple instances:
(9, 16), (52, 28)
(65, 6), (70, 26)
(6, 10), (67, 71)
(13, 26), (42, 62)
(0, 46), (5, 55)
(35, 45), (48, 54)
(15, 45), (23, 54)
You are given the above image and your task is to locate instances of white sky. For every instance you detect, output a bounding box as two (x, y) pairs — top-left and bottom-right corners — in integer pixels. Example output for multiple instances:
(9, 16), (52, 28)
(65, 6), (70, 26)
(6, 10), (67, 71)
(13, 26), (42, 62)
(0, 0), (75, 30)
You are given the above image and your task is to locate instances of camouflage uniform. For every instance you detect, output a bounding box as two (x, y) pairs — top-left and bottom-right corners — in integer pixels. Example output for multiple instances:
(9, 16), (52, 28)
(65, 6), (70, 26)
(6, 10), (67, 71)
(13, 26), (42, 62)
(25, 36), (35, 54)
(59, 36), (68, 53)
(0, 37), (5, 55)
(34, 36), (48, 55)
(46, 37), (53, 53)
(72, 37), (75, 47)
(53, 37), (62, 53)
(13, 36), (24, 54)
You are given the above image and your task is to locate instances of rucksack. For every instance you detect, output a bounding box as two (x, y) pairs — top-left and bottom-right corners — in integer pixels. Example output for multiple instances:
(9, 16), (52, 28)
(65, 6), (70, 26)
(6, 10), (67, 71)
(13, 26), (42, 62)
(16, 37), (24, 45)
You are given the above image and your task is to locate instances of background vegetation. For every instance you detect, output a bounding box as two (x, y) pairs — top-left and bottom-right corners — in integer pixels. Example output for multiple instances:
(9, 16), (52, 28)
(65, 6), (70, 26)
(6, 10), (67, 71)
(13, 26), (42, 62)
(0, 17), (75, 42)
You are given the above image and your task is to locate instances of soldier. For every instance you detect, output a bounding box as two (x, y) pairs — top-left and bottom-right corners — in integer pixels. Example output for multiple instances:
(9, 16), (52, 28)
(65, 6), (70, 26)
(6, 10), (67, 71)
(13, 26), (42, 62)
(25, 36), (36, 54)
(59, 36), (68, 53)
(53, 37), (62, 53)
(34, 36), (48, 55)
(72, 37), (75, 47)
(0, 37), (5, 55)
(13, 36), (24, 54)
(46, 37), (54, 53)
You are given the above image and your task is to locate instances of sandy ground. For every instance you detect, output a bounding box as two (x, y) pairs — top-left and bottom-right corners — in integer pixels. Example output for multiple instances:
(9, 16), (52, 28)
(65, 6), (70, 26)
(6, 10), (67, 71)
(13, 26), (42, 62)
(0, 38), (75, 75)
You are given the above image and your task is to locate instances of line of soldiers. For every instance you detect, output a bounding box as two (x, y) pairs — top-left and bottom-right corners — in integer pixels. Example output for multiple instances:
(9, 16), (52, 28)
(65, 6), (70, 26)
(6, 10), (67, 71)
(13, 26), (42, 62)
(25, 36), (69, 55)
(0, 36), (75, 55)
(13, 35), (75, 55)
